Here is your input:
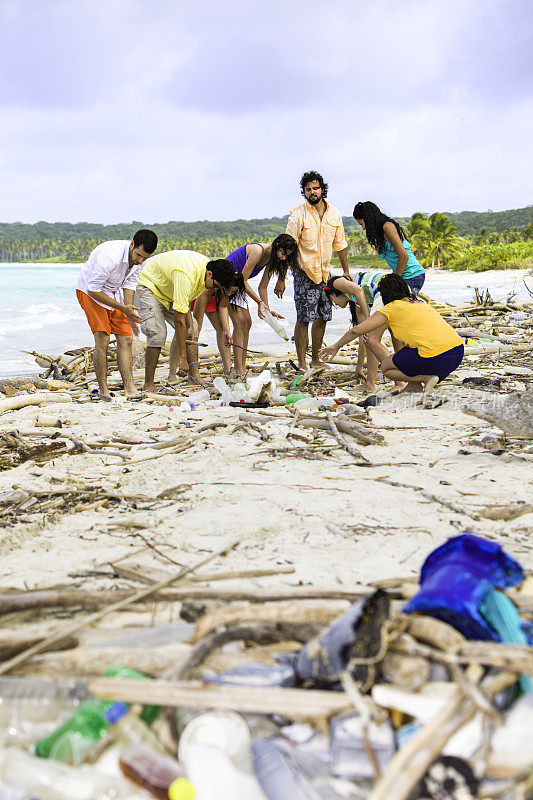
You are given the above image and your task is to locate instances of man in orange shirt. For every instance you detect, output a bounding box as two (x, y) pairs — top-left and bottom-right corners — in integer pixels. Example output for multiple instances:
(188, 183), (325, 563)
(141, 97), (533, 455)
(286, 171), (349, 369)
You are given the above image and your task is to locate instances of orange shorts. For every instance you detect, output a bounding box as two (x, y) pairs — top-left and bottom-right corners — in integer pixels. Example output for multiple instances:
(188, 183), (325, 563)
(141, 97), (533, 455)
(76, 290), (132, 336)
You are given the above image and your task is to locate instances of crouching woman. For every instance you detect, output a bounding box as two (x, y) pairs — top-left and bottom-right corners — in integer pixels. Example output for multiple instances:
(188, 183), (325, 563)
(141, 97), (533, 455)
(319, 274), (464, 392)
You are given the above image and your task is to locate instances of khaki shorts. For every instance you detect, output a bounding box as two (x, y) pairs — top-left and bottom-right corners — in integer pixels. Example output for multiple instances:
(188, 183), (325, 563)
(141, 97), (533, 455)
(135, 285), (198, 348)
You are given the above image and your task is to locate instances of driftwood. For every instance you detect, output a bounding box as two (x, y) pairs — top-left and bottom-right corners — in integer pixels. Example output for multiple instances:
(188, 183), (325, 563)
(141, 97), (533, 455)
(0, 392), (73, 415)
(88, 677), (352, 718)
(174, 623), (317, 680)
(12, 643), (191, 678)
(190, 600), (349, 643)
(0, 632), (78, 660)
(461, 390), (533, 438)
(391, 632), (533, 675)
(369, 670), (516, 800)
(0, 538), (241, 676)
(0, 585), (394, 617)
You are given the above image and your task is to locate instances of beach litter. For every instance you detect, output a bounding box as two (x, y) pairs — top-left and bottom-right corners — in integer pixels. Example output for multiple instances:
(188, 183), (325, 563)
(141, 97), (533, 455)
(0, 532), (530, 799)
(0, 290), (532, 797)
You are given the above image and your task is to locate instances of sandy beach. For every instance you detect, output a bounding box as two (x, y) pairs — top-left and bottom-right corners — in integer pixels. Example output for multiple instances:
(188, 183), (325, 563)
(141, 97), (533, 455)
(1, 331), (531, 603)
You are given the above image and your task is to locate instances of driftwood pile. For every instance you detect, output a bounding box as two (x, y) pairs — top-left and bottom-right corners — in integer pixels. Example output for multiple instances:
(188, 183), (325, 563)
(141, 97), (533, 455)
(0, 538), (531, 800)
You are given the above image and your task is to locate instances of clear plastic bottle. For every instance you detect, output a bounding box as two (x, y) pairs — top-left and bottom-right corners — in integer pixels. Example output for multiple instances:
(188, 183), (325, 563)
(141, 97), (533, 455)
(104, 702), (167, 752)
(292, 396), (336, 411)
(188, 389), (210, 405)
(1, 747), (136, 800)
(0, 677), (88, 724)
(118, 743), (194, 799)
(262, 310), (289, 341)
(213, 377), (233, 404)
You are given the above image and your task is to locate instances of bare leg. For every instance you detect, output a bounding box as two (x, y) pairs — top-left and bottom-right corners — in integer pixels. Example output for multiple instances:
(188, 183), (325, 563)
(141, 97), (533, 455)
(206, 311), (231, 375)
(379, 353), (436, 392)
(294, 321), (309, 370)
(143, 346), (161, 392)
(230, 306), (252, 376)
(93, 332), (111, 397)
(115, 335), (137, 396)
(310, 318), (327, 368)
(186, 313), (208, 386)
(168, 336), (181, 384)
(364, 336), (407, 391)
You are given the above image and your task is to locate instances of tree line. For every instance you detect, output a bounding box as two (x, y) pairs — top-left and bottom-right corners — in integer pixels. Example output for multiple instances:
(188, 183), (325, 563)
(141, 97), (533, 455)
(1, 207), (532, 271)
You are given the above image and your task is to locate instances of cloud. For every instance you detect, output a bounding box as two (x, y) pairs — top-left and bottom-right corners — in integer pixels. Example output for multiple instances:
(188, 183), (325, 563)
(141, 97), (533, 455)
(0, 0), (531, 222)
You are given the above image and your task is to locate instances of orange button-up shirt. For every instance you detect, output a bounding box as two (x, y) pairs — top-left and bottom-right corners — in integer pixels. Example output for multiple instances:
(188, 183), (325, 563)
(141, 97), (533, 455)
(285, 200), (348, 284)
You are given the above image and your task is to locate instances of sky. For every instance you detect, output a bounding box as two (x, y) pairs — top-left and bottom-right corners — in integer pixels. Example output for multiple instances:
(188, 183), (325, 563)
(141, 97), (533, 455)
(0, 0), (531, 223)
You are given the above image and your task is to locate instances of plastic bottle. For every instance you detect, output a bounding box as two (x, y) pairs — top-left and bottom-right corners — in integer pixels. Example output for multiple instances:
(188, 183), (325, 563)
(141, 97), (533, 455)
(231, 382), (249, 403)
(103, 702), (167, 752)
(292, 396), (336, 411)
(213, 377), (233, 405)
(0, 677), (88, 724)
(252, 737), (320, 800)
(33, 698), (112, 765)
(262, 310), (289, 341)
(178, 711), (267, 800)
(1, 747), (136, 800)
(118, 743), (194, 799)
(188, 389), (210, 405)
(104, 665), (160, 725)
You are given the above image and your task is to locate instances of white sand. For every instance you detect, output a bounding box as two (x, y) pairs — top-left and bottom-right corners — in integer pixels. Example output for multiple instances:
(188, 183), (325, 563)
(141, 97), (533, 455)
(1, 374), (531, 598)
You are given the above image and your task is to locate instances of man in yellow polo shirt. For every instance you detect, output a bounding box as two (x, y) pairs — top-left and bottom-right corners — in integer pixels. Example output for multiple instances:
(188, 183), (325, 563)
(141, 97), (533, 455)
(135, 251), (243, 391)
(286, 171), (350, 370)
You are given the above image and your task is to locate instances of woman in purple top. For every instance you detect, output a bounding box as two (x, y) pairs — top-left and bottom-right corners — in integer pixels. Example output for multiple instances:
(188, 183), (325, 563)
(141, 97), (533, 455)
(194, 234), (298, 377)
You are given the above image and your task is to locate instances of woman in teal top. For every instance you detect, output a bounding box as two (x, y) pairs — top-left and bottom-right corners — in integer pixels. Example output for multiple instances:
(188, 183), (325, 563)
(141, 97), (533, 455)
(353, 201), (425, 295)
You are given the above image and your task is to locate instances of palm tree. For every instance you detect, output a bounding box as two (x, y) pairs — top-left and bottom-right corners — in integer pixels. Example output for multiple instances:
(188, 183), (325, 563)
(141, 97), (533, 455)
(409, 212), (463, 268)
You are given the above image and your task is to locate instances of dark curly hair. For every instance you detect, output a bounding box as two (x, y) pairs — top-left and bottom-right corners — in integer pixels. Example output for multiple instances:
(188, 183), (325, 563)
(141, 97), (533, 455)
(268, 234), (299, 281)
(300, 171), (328, 199)
(353, 201), (405, 255)
(377, 273), (415, 305)
(323, 275), (358, 326)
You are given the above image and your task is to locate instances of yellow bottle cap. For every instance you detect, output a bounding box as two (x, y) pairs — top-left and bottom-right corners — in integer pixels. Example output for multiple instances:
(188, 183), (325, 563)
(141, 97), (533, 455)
(168, 777), (195, 800)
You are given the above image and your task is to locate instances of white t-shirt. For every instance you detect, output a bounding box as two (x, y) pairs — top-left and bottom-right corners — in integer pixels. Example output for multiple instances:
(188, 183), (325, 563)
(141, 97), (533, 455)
(76, 240), (141, 309)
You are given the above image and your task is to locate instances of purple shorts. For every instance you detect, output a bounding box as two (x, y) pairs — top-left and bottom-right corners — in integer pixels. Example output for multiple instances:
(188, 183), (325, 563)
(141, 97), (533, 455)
(392, 343), (464, 382)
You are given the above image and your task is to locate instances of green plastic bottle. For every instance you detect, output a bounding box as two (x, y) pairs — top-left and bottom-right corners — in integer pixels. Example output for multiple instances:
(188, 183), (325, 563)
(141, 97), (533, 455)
(104, 665), (160, 725)
(34, 698), (113, 765)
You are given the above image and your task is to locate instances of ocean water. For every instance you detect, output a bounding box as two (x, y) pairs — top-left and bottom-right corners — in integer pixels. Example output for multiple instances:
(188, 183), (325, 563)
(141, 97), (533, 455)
(1, 263), (531, 377)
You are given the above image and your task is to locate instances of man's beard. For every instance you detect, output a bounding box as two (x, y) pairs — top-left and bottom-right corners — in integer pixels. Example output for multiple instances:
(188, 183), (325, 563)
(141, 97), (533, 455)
(307, 195), (321, 205)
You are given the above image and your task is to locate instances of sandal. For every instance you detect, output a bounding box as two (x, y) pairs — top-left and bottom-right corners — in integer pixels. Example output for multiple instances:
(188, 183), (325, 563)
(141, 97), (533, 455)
(89, 390), (114, 402)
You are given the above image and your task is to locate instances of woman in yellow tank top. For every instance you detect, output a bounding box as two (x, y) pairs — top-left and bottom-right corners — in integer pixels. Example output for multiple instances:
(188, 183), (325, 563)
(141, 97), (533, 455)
(320, 274), (464, 392)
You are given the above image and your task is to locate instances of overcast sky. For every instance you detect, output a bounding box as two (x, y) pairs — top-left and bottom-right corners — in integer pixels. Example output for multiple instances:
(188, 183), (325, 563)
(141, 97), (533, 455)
(0, 0), (531, 223)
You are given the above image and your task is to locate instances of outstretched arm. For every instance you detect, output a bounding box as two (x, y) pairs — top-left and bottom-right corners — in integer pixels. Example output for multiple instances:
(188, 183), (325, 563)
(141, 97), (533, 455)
(319, 311), (388, 359)
(257, 268), (284, 319)
(192, 289), (213, 335)
(330, 277), (370, 320)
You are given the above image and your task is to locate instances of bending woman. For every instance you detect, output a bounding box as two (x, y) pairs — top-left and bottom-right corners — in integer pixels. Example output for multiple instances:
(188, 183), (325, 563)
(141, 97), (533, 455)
(324, 271), (404, 392)
(320, 274), (464, 392)
(195, 234), (298, 378)
(353, 201), (426, 296)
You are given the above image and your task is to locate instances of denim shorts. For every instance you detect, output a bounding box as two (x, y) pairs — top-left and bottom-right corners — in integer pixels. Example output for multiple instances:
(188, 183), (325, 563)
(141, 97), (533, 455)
(404, 273), (426, 296)
(293, 268), (332, 322)
(392, 343), (464, 382)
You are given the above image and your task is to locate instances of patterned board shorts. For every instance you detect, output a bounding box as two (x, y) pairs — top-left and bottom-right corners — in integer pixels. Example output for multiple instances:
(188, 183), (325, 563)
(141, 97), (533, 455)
(293, 268), (332, 322)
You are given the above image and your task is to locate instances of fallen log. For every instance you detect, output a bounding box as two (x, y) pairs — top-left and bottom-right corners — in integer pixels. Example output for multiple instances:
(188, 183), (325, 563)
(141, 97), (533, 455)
(0, 392), (73, 415)
(88, 677), (352, 718)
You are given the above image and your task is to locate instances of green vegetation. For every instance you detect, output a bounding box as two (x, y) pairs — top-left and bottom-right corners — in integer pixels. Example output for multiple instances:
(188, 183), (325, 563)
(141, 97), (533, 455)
(444, 241), (533, 272)
(1, 206), (532, 271)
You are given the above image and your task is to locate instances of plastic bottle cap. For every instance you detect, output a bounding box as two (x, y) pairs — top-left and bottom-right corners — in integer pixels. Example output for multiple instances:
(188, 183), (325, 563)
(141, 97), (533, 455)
(168, 778), (195, 800)
(104, 701), (129, 725)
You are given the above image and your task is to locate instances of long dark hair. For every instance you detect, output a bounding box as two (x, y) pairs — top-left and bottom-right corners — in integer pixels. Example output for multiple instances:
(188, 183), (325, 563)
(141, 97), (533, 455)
(324, 275), (358, 326)
(353, 201), (406, 255)
(207, 259), (245, 309)
(268, 234), (299, 281)
(377, 273), (415, 305)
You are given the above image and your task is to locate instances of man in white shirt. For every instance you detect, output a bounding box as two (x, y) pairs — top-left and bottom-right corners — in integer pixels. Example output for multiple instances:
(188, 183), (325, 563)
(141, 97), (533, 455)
(76, 229), (158, 399)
